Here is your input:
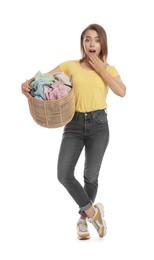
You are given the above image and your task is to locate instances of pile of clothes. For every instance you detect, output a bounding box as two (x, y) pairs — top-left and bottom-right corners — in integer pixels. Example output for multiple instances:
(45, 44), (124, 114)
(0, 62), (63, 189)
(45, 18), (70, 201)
(30, 71), (72, 100)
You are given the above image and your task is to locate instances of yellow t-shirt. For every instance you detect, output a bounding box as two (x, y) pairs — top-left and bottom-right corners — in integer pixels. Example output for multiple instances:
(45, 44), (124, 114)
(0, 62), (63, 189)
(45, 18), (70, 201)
(59, 60), (119, 112)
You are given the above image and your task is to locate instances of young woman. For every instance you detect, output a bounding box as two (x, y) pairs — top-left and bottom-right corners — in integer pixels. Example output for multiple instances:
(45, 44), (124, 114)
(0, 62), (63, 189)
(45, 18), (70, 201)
(21, 24), (126, 240)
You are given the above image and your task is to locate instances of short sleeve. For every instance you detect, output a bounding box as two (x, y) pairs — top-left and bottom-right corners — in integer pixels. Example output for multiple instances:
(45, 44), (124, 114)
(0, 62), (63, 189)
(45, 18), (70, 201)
(59, 61), (71, 77)
(106, 65), (119, 77)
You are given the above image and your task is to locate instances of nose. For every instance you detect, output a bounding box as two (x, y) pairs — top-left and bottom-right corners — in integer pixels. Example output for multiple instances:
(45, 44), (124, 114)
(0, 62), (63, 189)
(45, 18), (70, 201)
(90, 40), (95, 47)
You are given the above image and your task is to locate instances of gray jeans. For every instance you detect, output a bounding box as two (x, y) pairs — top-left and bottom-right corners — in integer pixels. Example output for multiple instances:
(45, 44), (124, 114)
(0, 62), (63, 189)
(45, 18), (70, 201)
(57, 109), (109, 216)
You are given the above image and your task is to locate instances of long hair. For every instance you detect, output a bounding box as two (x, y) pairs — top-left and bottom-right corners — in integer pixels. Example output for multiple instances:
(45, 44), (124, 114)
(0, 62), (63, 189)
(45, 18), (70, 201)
(80, 24), (108, 60)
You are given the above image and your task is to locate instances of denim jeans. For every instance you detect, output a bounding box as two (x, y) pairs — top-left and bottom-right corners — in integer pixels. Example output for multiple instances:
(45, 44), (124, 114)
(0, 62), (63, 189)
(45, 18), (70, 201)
(57, 109), (109, 216)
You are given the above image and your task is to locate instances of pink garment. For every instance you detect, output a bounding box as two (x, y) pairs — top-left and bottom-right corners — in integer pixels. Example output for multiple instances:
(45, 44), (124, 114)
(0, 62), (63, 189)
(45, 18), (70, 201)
(44, 82), (68, 101)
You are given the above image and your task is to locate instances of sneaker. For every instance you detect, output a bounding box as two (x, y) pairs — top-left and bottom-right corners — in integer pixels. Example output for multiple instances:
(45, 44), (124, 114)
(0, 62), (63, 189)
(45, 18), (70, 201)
(77, 218), (90, 240)
(88, 203), (107, 238)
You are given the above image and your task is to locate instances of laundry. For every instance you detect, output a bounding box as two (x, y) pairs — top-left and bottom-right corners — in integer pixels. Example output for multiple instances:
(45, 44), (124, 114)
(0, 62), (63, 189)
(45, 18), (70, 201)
(35, 71), (57, 83)
(30, 79), (51, 100)
(30, 71), (72, 100)
(44, 82), (68, 100)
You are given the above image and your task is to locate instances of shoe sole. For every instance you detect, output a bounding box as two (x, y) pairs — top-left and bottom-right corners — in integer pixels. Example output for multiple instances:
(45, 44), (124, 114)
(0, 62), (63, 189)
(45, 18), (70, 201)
(77, 221), (90, 240)
(78, 234), (90, 240)
(94, 203), (107, 237)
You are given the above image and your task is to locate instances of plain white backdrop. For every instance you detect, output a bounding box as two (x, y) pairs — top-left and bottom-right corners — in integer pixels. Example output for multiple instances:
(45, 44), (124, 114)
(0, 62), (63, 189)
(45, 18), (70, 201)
(0, 0), (154, 259)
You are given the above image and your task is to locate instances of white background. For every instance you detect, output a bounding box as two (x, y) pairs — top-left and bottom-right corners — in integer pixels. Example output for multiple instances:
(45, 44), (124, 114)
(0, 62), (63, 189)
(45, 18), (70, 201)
(0, 0), (154, 259)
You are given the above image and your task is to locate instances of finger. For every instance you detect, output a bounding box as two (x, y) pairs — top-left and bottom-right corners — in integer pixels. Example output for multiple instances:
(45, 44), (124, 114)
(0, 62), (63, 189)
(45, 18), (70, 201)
(21, 86), (30, 93)
(21, 82), (32, 92)
(21, 83), (31, 92)
(26, 80), (32, 89)
(22, 91), (33, 99)
(89, 54), (101, 65)
(88, 52), (97, 61)
(88, 60), (94, 68)
(88, 56), (96, 66)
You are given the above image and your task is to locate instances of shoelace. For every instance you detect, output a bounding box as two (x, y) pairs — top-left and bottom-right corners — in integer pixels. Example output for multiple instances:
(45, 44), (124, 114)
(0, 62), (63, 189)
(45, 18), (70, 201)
(78, 220), (88, 232)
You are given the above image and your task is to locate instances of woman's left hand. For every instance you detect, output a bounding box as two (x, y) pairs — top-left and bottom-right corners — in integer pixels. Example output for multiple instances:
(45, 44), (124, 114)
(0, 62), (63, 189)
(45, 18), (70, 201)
(87, 53), (107, 75)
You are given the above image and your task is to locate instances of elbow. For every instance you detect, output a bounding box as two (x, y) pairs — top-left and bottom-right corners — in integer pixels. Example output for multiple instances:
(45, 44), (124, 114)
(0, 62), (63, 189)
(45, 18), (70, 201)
(119, 91), (126, 97)
(119, 85), (126, 97)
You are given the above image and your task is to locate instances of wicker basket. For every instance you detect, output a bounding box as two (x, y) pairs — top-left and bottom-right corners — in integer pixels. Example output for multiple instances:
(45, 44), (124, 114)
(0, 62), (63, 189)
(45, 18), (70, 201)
(28, 85), (75, 128)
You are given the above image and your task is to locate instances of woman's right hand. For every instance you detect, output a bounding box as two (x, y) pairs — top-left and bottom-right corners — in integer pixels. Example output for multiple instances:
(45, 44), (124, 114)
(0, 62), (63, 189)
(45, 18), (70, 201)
(21, 80), (33, 99)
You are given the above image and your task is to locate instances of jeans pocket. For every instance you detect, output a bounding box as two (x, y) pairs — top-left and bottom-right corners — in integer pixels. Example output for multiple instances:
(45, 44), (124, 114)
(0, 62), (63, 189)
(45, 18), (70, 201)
(92, 110), (108, 124)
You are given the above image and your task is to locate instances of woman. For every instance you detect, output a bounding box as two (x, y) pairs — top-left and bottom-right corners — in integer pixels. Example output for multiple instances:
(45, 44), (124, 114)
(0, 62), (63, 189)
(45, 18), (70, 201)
(21, 24), (126, 240)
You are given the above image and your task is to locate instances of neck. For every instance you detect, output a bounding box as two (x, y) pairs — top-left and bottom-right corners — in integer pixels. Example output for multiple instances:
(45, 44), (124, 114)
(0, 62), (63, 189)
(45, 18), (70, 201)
(80, 58), (93, 70)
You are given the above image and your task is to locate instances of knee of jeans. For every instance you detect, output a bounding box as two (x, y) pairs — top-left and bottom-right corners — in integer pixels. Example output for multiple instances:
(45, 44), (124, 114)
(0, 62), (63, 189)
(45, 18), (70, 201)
(57, 165), (70, 184)
(57, 168), (65, 184)
(84, 175), (98, 184)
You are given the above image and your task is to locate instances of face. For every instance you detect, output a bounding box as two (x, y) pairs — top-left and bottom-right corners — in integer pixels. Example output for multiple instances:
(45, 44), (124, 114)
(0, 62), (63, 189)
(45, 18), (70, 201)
(82, 29), (101, 58)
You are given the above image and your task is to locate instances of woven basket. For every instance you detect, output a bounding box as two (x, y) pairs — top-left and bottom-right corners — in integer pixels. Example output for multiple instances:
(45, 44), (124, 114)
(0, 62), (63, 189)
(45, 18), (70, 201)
(28, 84), (75, 128)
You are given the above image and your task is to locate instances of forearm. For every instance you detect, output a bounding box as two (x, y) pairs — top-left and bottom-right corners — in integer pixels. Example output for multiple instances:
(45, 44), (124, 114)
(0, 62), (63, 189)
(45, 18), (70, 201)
(100, 70), (126, 97)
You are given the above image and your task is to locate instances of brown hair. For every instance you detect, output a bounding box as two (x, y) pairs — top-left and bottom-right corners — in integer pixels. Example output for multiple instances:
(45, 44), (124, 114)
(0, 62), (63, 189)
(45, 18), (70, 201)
(80, 24), (108, 60)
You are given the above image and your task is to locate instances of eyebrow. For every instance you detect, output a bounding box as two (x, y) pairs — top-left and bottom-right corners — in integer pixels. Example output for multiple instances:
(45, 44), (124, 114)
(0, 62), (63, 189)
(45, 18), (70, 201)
(85, 36), (100, 38)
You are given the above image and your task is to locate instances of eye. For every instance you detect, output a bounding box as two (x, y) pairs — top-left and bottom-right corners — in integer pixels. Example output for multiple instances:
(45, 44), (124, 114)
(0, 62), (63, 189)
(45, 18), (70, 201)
(96, 39), (100, 43)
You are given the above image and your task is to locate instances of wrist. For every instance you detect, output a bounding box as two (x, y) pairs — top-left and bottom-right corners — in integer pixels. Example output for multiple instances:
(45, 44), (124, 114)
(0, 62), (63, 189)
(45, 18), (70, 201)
(28, 78), (35, 85)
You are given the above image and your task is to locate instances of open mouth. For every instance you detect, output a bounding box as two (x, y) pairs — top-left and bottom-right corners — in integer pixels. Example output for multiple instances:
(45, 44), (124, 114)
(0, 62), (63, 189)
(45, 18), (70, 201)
(89, 50), (96, 54)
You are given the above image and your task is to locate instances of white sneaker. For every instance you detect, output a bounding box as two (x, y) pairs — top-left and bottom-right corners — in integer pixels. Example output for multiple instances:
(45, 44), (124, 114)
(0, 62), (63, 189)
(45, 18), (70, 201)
(88, 203), (107, 238)
(77, 218), (90, 240)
